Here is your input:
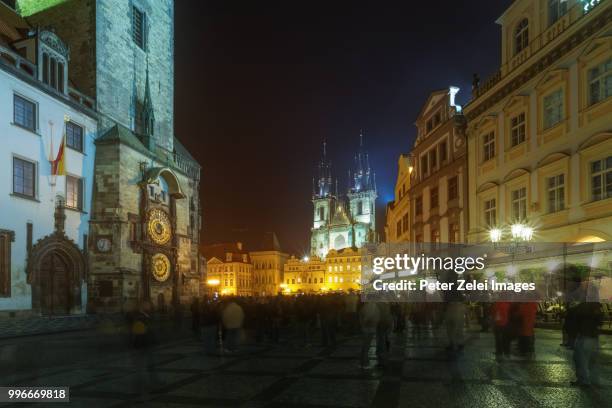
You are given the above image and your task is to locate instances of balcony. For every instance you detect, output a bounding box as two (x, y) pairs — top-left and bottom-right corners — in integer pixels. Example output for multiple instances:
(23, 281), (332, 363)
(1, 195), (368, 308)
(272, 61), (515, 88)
(471, 1), (609, 102)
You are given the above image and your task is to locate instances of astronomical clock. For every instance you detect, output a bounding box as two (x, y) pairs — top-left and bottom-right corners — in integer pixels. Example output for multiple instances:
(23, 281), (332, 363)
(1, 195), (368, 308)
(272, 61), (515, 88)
(143, 178), (178, 303)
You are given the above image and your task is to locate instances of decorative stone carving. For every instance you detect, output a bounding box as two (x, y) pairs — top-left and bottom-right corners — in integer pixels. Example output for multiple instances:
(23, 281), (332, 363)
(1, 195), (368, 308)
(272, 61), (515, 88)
(39, 29), (70, 60)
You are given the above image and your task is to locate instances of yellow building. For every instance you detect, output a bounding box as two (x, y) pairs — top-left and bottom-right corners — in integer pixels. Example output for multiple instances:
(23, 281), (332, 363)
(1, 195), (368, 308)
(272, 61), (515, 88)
(466, 0), (612, 244)
(250, 233), (289, 296)
(283, 247), (364, 293)
(203, 242), (253, 296)
(385, 154), (413, 243)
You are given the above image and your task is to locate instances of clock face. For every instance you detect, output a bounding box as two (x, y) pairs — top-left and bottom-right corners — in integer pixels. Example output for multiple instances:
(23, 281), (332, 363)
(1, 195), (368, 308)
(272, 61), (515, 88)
(148, 208), (172, 245)
(151, 253), (171, 282)
(96, 237), (111, 252)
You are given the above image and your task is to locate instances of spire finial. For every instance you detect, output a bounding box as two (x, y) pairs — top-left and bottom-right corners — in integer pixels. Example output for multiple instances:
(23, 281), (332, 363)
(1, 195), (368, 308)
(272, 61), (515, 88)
(323, 139), (327, 159)
(360, 128), (364, 148)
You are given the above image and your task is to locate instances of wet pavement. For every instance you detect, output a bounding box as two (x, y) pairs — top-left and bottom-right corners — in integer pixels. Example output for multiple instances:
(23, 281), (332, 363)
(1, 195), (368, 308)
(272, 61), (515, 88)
(0, 324), (611, 407)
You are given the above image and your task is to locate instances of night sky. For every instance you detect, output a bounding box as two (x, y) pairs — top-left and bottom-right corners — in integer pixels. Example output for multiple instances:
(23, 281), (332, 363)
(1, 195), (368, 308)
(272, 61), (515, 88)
(174, 0), (512, 255)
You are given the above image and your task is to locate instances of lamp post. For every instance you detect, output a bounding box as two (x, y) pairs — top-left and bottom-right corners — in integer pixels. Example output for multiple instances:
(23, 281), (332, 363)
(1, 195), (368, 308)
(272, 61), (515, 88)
(488, 223), (535, 284)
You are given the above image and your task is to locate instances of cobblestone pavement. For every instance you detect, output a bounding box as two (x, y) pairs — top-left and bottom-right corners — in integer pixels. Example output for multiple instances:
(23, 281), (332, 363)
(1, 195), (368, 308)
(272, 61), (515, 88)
(1, 325), (611, 408)
(0, 315), (124, 339)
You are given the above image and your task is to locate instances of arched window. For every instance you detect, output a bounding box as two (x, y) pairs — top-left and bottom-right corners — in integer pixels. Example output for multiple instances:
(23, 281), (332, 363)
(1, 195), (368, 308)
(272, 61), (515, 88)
(514, 19), (529, 54)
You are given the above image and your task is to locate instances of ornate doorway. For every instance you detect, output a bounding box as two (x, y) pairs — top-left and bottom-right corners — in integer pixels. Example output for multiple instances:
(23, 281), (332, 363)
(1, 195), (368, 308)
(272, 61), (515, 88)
(39, 252), (72, 315)
(27, 200), (87, 315)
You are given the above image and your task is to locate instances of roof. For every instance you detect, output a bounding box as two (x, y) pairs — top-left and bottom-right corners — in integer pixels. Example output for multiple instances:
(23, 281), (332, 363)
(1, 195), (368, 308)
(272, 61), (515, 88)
(259, 231), (282, 252)
(202, 242), (251, 264)
(97, 123), (151, 155)
(174, 136), (200, 168)
(0, 2), (29, 48)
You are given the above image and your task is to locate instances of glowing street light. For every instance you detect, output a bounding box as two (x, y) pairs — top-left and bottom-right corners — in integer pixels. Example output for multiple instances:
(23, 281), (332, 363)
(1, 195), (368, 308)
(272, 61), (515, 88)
(207, 279), (220, 286)
(489, 228), (503, 243)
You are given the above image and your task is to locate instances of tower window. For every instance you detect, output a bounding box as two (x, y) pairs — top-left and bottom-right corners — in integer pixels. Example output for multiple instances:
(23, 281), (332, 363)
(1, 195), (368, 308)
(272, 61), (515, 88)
(357, 200), (363, 215)
(132, 6), (147, 50)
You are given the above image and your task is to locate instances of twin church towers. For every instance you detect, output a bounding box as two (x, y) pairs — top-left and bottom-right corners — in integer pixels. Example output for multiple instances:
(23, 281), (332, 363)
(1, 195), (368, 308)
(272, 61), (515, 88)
(310, 132), (377, 259)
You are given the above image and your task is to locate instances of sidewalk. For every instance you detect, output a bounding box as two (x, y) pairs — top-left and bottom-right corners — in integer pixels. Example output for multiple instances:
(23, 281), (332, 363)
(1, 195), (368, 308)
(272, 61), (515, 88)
(0, 314), (123, 339)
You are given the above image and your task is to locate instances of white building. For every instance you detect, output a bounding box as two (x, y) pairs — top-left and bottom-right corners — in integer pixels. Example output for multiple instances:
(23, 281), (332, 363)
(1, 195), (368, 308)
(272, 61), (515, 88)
(0, 4), (97, 316)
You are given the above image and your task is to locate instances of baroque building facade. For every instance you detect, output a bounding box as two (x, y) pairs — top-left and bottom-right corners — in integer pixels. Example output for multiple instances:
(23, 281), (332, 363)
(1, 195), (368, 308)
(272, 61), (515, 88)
(385, 156), (413, 243)
(310, 135), (377, 259)
(203, 243), (253, 297)
(17, 0), (202, 311)
(466, 0), (612, 245)
(407, 87), (468, 244)
(283, 247), (363, 294)
(0, 2), (97, 316)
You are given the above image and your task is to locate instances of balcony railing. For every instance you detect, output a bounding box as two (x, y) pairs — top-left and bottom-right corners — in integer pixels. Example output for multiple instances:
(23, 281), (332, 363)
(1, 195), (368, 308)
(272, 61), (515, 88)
(472, 1), (606, 100)
(0, 44), (96, 111)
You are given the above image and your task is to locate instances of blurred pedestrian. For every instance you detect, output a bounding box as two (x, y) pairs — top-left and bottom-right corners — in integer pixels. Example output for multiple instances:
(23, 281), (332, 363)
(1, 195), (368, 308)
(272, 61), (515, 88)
(191, 298), (201, 338)
(221, 300), (244, 352)
(572, 301), (603, 387)
(492, 300), (511, 360)
(359, 301), (380, 369)
(376, 302), (393, 367)
(517, 301), (537, 357)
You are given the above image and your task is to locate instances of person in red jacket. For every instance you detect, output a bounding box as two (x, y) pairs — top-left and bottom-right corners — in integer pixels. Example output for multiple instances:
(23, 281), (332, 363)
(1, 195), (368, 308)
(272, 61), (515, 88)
(492, 301), (511, 360)
(518, 302), (538, 357)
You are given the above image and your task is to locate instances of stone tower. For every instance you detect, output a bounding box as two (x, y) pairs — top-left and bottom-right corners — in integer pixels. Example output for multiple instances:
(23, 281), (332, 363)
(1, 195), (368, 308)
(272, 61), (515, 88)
(20, 0), (202, 312)
(311, 141), (335, 259)
(347, 130), (377, 247)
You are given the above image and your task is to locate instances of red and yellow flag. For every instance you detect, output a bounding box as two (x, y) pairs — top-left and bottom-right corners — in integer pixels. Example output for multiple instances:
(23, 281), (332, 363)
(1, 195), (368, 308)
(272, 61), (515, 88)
(52, 133), (66, 176)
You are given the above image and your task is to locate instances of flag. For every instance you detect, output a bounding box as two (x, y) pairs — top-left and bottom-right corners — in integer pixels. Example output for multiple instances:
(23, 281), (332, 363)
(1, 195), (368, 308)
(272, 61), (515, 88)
(52, 132), (66, 176)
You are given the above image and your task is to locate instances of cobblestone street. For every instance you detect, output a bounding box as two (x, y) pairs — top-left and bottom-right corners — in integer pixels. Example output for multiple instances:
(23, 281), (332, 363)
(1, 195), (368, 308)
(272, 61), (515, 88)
(1, 324), (611, 408)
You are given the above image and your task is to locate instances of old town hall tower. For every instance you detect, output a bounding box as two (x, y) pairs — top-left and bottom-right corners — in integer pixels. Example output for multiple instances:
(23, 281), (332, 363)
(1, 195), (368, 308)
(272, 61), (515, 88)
(19, 0), (202, 312)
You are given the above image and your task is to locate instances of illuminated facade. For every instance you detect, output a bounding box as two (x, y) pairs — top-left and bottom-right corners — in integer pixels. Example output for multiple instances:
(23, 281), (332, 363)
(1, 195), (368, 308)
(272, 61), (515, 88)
(283, 247), (364, 294)
(250, 232), (289, 296)
(385, 155), (414, 242)
(466, 0), (612, 244)
(408, 88), (468, 244)
(310, 133), (377, 259)
(203, 242), (253, 297)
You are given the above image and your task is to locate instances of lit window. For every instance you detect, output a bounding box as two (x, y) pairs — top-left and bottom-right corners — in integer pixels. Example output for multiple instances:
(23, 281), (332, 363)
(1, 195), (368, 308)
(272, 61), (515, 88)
(66, 121), (84, 152)
(510, 112), (526, 147)
(591, 157), (612, 201)
(483, 132), (495, 161)
(66, 176), (83, 210)
(547, 174), (565, 213)
(588, 59), (612, 106)
(511, 187), (527, 221)
(14, 95), (36, 131)
(484, 199), (496, 227)
(543, 89), (564, 129)
(13, 157), (36, 198)
(514, 19), (529, 54)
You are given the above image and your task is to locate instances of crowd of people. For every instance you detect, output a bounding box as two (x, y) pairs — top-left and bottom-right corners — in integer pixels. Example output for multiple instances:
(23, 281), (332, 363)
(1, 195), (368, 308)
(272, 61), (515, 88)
(123, 289), (605, 388)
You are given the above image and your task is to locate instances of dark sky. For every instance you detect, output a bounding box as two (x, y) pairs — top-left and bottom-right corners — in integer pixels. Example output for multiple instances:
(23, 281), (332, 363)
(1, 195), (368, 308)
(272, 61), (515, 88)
(174, 0), (512, 255)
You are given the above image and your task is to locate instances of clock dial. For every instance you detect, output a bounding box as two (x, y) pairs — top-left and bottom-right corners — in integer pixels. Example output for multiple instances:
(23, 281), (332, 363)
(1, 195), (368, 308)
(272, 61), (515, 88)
(151, 253), (171, 282)
(147, 208), (171, 245)
(96, 237), (111, 252)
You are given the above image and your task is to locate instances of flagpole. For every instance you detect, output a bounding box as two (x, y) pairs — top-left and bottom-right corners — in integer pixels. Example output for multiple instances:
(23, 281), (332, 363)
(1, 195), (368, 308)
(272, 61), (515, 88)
(49, 120), (56, 189)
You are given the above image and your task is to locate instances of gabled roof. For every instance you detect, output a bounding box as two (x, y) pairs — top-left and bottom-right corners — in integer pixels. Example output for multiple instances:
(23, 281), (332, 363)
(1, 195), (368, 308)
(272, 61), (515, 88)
(416, 88), (448, 121)
(202, 242), (251, 264)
